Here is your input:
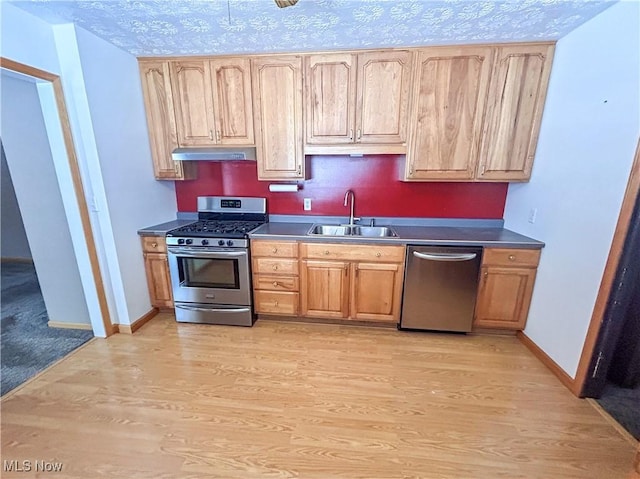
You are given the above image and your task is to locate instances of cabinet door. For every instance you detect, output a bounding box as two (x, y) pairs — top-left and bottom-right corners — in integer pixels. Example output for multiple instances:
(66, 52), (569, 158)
(210, 58), (254, 145)
(474, 266), (537, 330)
(143, 252), (173, 308)
(139, 61), (194, 180)
(356, 50), (412, 144)
(477, 43), (554, 181)
(304, 53), (357, 145)
(300, 260), (350, 319)
(406, 47), (492, 180)
(351, 262), (404, 323)
(171, 60), (216, 146)
(252, 56), (304, 180)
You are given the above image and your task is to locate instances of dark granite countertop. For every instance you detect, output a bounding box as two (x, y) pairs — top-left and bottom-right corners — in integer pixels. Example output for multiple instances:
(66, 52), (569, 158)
(137, 219), (196, 237)
(249, 222), (544, 249)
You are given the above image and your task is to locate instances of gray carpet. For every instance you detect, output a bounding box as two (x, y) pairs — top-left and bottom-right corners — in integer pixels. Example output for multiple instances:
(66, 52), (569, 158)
(1, 262), (93, 395)
(596, 382), (640, 440)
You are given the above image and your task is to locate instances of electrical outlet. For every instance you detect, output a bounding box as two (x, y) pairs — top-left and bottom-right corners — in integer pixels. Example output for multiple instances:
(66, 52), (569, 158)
(528, 208), (538, 224)
(303, 198), (312, 211)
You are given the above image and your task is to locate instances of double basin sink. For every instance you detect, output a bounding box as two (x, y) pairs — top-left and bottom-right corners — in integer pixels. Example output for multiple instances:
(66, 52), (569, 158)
(307, 224), (398, 237)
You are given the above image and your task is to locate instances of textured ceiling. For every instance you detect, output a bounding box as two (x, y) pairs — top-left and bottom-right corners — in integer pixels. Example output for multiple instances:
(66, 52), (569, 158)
(7, 0), (616, 56)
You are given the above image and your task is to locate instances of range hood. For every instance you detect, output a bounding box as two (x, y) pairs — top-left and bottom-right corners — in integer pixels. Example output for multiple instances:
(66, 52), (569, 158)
(172, 147), (256, 161)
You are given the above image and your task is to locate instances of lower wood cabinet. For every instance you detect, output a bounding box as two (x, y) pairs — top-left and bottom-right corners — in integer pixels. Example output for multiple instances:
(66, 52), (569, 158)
(474, 248), (541, 330)
(299, 243), (405, 324)
(140, 235), (173, 308)
(251, 240), (299, 316)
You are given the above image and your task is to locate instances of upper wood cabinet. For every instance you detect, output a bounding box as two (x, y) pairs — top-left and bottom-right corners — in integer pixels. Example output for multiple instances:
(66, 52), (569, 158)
(252, 55), (305, 180)
(477, 43), (554, 181)
(171, 58), (254, 147)
(304, 51), (413, 153)
(405, 46), (493, 181)
(139, 60), (195, 180)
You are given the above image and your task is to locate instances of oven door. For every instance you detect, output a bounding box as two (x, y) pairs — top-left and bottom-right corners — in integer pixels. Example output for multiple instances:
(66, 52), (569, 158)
(167, 247), (251, 306)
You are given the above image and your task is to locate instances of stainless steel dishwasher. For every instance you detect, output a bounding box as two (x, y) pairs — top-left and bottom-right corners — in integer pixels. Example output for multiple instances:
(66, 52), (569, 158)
(400, 246), (482, 332)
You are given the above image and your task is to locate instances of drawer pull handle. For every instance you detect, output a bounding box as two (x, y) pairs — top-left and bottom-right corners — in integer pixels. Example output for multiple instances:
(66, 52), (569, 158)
(272, 248), (278, 253)
(272, 281), (279, 287)
(272, 265), (278, 271)
(509, 255), (516, 261)
(274, 301), (279, 307)
(151, 242), (157, 248)
(376, 252), (381, 257)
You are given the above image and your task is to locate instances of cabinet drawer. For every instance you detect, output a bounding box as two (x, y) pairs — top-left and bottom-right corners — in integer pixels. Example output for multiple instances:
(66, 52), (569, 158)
(253, 258), (298, 275)
(301, 243), (405, 262)
(251, 240), (298, 258)
(254, 291), (299, 315)
(141, 236), (167, 253)
(253, 274), (299, 292)
(482, 248), (540, 267)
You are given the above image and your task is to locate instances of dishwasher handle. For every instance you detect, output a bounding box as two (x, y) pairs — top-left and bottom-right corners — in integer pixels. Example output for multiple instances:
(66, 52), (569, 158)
(412, 251), (478, 262)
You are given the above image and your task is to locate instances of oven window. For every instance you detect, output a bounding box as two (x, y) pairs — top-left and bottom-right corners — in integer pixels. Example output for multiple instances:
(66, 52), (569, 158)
(180, 257), (240, 289)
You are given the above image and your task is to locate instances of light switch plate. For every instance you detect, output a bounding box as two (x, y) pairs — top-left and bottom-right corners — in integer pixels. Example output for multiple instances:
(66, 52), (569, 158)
(303, 198), (312, 211)
(528, 208), (538, 224)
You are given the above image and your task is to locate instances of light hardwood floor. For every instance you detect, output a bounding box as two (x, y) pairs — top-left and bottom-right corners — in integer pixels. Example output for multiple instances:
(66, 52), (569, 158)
(1, 313), (637, 478)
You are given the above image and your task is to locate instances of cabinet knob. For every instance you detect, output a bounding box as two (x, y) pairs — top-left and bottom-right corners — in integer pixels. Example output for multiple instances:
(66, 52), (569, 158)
(509, 255), (516, 261)
(324, 250), (330, 255)
(376, 252), (381, 257)
(484, 271), (489, 276)
(272, 265), (278, 270)
(272, 248), (278, 253)
(274, 301), (279, 307)
(151, 242), (157, 248)
(272, 281), (279, 287)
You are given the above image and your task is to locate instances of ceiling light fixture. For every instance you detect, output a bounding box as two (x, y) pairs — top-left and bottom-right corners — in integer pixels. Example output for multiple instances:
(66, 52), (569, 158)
(274, 0), (299, 7)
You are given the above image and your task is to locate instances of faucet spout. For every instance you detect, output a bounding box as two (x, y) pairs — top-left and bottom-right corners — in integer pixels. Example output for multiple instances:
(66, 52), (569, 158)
(343, 189), (359, 226)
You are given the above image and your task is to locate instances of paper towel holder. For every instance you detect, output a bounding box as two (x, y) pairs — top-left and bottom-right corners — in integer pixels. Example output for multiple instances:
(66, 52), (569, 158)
(268, 183), (300, 192)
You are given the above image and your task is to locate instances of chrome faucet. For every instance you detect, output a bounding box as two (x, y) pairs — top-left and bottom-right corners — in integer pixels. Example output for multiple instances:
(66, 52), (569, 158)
(343, 189), (360, 226)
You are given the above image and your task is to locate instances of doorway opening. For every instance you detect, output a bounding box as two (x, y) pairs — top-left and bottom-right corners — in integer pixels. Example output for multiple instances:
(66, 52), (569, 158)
(0, 58), (113, 395)
(576, 140), (640, 441)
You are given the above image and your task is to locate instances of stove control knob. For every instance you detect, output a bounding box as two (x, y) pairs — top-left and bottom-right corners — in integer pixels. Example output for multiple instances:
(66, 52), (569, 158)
(201, 239), (209, 246)
(177, 239), (185, 245)
(218, 240), (225, 246)
(185, 239), (193, 245)
(226, 240), (234, 247)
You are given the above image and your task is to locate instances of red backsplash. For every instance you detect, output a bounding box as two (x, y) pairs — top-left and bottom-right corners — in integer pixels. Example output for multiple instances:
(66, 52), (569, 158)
(175, 155), (507, 218)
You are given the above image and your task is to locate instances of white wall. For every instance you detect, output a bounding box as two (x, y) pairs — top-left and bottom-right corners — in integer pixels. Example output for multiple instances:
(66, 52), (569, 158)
(503, 1), (640, 378)
(0, 3), (60, 74)
(72, 25), (177, 323)
(1, 75), (91, 325)
(1, 145), (32, 260)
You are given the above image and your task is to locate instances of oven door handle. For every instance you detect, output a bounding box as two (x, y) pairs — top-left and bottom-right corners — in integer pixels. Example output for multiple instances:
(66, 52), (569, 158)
(168, 248), (247, 258)
(175, 304), (251, 313)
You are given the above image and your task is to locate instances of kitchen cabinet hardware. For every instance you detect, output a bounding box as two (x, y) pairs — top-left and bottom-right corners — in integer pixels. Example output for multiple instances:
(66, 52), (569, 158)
(209, 130), (214, 141)
(273, 281), (279, 287)
(349, 129), (354, 140)
(356, 129), (361, 141)
(297, 164), (302, 175)
(151, 242), (157, 248)
(216, 130), (221, 142)
(376, 252), (381, 257)
(272, 247), (278, 253)
(509, 255), (516, 261)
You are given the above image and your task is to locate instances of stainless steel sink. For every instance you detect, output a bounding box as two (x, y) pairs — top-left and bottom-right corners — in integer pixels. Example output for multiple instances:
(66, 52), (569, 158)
(307, 224), (397, 237)
(351, 226), (397, 237)
(307, 225), (352, 236)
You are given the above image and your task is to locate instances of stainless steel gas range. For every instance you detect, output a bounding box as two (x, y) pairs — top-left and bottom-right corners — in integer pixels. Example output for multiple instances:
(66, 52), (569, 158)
(166, 196), (267, 326)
